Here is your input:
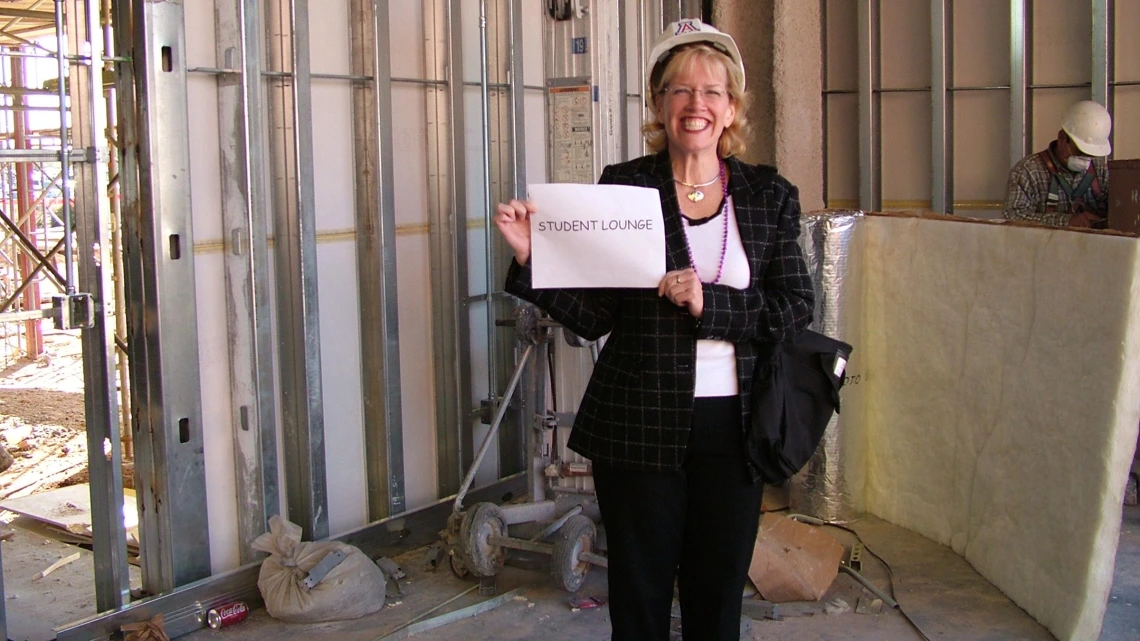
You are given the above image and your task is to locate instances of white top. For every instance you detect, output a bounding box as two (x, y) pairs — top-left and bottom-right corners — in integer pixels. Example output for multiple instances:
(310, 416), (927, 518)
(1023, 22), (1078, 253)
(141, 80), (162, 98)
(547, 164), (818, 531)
(681, 197), (749, 397)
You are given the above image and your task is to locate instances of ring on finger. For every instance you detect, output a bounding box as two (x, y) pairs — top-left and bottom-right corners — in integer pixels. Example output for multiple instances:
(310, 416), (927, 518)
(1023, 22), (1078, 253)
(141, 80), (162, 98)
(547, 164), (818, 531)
(676, 275), (681, 284)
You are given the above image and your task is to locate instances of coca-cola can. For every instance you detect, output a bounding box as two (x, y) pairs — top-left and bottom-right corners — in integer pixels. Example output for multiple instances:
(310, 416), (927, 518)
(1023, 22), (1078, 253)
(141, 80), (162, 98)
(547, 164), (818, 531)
(206, 601), (249, 629)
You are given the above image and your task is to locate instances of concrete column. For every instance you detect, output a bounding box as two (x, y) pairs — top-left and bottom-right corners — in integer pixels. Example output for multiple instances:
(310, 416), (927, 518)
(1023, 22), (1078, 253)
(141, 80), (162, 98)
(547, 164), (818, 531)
(713, 0), (823, 211)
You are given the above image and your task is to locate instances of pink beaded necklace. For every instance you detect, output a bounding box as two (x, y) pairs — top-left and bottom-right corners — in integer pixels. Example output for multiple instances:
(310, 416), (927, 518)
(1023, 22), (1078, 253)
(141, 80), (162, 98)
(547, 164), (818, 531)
(679, 161), (729, 284)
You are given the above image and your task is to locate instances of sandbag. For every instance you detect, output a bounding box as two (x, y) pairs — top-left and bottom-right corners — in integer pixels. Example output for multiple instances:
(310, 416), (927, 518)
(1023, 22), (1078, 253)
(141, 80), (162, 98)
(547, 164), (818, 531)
(251, 515), (387, 623)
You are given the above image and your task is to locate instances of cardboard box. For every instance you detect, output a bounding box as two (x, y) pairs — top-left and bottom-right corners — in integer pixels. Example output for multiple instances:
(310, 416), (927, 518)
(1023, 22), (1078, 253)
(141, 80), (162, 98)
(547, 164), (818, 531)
(748, 513), (844, 602)
(1107, 159), (1140, 234)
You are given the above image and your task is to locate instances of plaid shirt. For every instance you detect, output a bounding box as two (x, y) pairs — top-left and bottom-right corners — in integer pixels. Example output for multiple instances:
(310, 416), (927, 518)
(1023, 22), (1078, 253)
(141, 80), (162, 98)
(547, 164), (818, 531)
(505, 153), (814, 472)
(1003, 141), (1109, 226)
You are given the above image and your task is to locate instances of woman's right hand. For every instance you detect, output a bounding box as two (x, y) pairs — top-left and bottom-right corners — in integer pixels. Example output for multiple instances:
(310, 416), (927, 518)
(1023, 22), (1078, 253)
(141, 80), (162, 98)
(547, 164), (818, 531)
(495, 199), (537, 265)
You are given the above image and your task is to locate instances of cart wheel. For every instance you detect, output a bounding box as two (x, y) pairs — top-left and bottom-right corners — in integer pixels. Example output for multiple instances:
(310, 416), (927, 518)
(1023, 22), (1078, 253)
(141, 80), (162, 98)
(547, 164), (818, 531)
(551, 514), (596, 592)
(460, 502), (507, 578)
(448, 549), (471, 579)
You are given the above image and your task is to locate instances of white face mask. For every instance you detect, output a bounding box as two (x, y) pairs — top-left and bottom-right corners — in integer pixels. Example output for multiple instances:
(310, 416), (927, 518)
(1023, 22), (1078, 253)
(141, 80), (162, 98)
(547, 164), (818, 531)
(1066, 155), (1092, 173)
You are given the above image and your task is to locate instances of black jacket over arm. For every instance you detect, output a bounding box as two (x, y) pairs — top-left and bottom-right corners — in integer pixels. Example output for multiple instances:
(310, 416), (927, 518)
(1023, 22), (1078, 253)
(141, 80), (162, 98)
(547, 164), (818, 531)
(505, 152), (814, 474)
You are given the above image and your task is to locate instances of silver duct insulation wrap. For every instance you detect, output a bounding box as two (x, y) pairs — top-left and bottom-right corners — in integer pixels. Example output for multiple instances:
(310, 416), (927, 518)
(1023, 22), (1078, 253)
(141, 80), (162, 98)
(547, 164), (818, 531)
(789, 211), (865, 523)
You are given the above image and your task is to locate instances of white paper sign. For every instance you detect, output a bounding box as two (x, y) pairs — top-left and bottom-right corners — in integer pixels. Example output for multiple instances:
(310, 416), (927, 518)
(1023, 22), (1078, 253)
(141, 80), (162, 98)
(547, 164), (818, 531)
(528, 183), (666, 289)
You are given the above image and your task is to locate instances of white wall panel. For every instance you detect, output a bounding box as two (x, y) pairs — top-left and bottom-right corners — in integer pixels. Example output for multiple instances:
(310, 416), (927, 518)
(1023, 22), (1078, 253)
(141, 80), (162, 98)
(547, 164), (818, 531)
(1116, 88), (1140, 159)
(881, 93), (931, 207)
(316, 241), (368, 535)
(311, 83), (357, 231)
(392, 85), (431, 225)
(953, 0), (1008, 88)
(390, 0), (427, 78)
(310, 0), (351, 75)
(193, 253), (241, 573)
(879, 1), (928, 90)
(1032, 0), (1090, 87)
(826, 94), (858, 204)
(953, 92), (1009, 209)
(395, 233), (438, 509)
(184, 0), (217, 67)
(523, 0), (546, 87)
(525, 90), (548, 184)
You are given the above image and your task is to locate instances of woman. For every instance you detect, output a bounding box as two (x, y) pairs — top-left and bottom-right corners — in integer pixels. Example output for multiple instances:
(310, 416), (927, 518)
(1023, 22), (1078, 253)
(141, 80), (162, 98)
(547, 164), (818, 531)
(495, 19), (814, 641)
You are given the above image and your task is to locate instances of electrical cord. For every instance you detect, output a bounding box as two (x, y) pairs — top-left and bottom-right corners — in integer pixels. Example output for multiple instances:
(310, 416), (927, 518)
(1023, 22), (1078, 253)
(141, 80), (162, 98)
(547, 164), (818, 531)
(786, 514), (934, 641)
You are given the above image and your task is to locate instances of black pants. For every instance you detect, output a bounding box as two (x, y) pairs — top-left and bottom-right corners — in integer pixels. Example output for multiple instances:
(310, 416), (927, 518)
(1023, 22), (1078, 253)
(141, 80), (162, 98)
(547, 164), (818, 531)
(593, 396), (765, 641)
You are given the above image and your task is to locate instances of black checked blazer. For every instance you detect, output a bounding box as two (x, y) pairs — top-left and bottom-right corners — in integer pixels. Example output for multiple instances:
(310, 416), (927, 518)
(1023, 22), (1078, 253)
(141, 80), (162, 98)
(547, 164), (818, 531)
(505, 152), (815, 473)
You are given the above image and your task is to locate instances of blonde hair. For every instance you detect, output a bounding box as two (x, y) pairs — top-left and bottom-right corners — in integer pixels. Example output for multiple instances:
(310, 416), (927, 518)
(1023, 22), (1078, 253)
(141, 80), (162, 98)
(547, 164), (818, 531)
(642, 44), (750, 158)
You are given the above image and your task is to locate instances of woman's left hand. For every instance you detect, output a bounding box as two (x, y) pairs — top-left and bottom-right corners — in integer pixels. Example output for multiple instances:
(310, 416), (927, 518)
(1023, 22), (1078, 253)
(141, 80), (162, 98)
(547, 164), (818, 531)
(658, 269), (703, 319)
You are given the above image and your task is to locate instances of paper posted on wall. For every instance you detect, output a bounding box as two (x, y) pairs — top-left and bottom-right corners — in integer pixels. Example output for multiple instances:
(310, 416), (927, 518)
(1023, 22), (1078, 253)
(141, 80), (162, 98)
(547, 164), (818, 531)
(528, 183), (666, 289)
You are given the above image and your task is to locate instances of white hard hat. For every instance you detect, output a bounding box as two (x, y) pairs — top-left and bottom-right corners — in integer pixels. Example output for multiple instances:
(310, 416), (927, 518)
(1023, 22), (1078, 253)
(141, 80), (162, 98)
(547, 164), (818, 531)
(1061, 100), (1112, 157)
(647, 19), (745, 91)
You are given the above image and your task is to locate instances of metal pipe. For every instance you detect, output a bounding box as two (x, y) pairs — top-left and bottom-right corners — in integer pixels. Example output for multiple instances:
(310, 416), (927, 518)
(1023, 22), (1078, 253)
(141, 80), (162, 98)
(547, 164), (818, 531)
(53, 0), (73, 293)
(531, 505), (584, 542)
(931, 0), (948, 214)
(454, 343), (533, 512)
(840, 565), (899, 609)
(479, 0), (497, 404)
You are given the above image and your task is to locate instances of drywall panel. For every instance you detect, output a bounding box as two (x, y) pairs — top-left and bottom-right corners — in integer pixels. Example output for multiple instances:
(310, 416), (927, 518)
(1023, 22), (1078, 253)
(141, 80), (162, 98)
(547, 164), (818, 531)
(392, 85), (431, 226)
(952, 91), (1009, 207)
(1032, 0), (1090, 87)
(310, 0), (351, 75)
(315, 240), (367, 537)
(880, 93), (930, 207)
(311, 83), (358, 231)
(952, 0), (1008, 88)
(1116, 87), (1140, 160)
(395, 232), (438, 510)
(879, 1), (928, 91)
(861, 215), (1140, 640)
(825, 93), (858, 205)
(824, 0), (856, 92)
(524, 0), (546, 87)
(390, 0), (427, 78)
(526, 90), (548, 185)
(1031, 87), (1088, 153)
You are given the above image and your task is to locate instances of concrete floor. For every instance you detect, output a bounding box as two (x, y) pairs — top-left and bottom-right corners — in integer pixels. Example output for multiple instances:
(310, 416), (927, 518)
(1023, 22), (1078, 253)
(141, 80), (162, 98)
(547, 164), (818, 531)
(178, 505), (1140, 641)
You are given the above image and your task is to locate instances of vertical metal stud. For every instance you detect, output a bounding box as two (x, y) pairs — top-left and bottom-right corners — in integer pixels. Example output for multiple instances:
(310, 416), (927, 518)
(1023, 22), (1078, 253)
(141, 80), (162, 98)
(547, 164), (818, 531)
(126, 0), (212, 592)
(1010, 0), (1029, 168)
(351, 0), (406, 520)
(67, 0), (130, 610)
(427, 0), (474, 496)
(215, 0), (281, 561)
(857, 0), (879, 211)
(1092, 0), (1112, 136)
(931, 0), (950, 214)
(509, 0), (526, 198)
(265, 0), (328, 541)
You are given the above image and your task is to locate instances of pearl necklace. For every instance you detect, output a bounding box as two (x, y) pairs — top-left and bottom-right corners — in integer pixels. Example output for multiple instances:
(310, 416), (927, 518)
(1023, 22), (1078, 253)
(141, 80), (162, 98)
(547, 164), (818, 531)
(674, 167), (720, 203)
(680, 161), (730, 284)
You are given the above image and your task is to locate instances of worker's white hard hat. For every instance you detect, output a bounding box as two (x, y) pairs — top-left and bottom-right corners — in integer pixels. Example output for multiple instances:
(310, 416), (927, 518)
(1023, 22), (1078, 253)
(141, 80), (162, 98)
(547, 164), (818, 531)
(647, 19), (745, 91)
(1061, 100), (1112, 157)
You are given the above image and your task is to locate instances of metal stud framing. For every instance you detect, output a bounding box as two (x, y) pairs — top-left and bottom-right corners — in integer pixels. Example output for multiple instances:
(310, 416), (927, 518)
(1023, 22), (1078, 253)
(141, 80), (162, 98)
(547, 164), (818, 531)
(1010, 0), (1029, 169)
(215, 0), (281, 562)
(124, 0), (212, 592)
(350, 0), (407, 520)
(857, 0), (880, 212)
(429, 0), (474, 497)
(265, 0), (329, 541)
(931, 0), (951, 214)
(67, 0), (130, 610)
(1092, 0), (1112, 150)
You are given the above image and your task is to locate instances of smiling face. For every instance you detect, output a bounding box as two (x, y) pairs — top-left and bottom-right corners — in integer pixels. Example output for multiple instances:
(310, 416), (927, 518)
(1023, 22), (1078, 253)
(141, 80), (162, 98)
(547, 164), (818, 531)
(655, 54), (737, 160)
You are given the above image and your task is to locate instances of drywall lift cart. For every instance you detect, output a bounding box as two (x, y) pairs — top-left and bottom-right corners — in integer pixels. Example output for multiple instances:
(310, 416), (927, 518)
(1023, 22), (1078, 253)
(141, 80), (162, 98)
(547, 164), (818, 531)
(443, 303), (607, 592)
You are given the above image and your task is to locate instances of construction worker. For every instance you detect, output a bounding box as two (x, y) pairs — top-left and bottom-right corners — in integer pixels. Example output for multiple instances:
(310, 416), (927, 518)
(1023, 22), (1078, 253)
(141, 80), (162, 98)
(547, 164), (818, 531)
(1003, 100), (1112, 228)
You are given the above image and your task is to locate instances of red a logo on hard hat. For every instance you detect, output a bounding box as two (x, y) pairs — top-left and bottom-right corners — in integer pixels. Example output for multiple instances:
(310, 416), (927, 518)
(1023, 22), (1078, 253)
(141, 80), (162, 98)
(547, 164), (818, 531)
(675, 20), (699, 35)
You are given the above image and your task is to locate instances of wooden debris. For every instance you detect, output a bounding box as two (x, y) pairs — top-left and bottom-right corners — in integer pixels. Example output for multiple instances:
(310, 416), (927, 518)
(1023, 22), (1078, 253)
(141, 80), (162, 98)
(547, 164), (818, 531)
(37, 551), (81, 579)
